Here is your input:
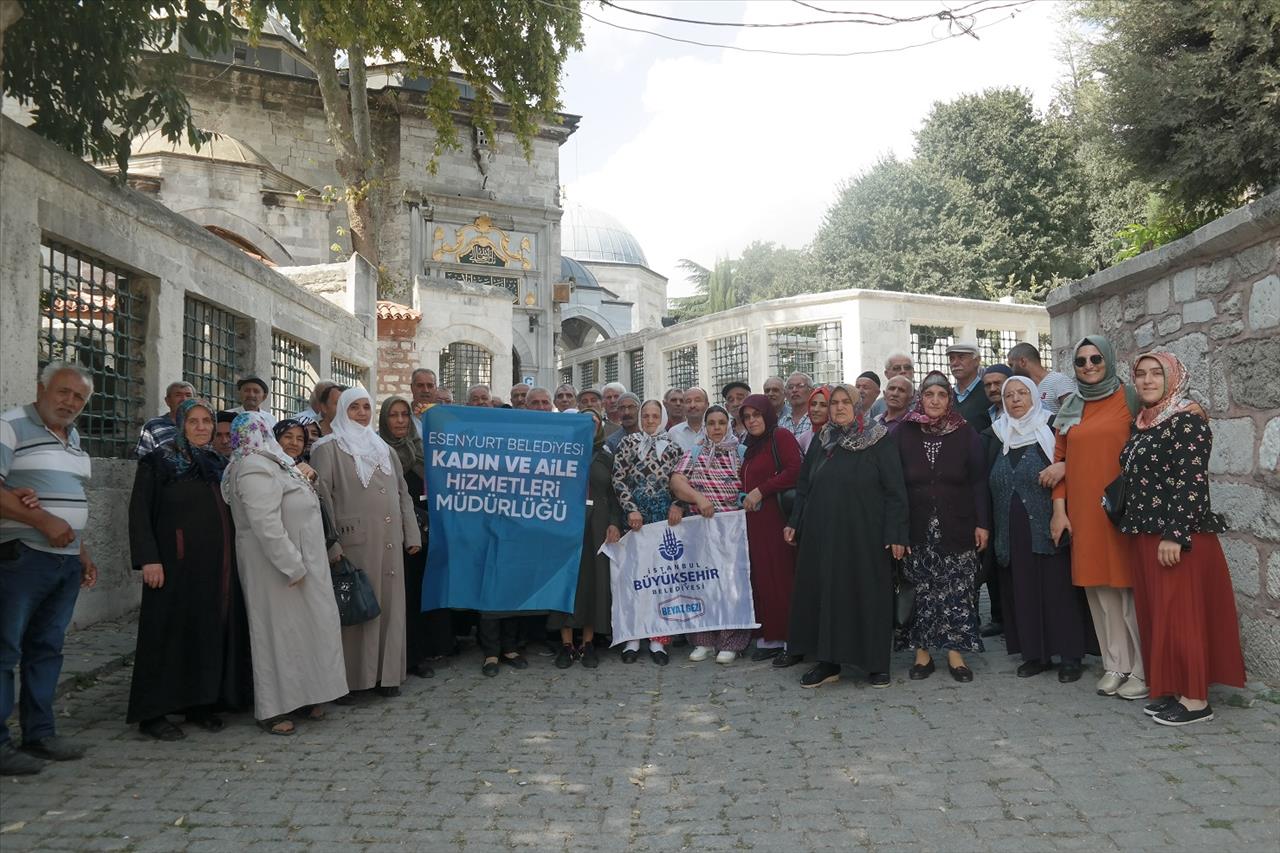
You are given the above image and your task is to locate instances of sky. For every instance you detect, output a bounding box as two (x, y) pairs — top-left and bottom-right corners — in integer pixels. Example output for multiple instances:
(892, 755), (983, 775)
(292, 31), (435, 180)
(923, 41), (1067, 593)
(557, 0), (1076, 298)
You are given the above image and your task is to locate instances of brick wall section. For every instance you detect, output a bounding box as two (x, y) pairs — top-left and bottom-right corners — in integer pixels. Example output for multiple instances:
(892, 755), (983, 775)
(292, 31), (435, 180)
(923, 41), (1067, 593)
(377, 305), (423, 403)
(1047, 190), (1280, 682)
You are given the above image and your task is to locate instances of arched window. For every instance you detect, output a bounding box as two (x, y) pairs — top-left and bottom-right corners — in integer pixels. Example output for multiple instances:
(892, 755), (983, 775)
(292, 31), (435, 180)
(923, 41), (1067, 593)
(440, 342), (492, 403)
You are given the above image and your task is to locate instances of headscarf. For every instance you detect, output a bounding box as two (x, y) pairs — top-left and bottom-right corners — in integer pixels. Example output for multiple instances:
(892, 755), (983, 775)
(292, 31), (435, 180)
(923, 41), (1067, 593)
(900, 371), (968, 437)
(1133, 351), (1194, 431)
(991, 376), (1056, 461)
(1054, 335), (1139, 434)
(740, 393), (777, 461)
(635, 398), (672, 459)
(377, 395), (425, 481)
(310, 386), (394, 487)
(698, 404), (741, 455)
(160, 398), (227, 481)
(806, 385), (833, 428)
(819, 383), (887, 452)
(272, 418), (309, 461)
(220, 412), (310, 501)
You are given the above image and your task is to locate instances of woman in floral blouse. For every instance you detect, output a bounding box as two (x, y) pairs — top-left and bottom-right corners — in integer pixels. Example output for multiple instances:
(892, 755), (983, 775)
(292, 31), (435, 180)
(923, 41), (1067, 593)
(1118, 351), (1245, 727)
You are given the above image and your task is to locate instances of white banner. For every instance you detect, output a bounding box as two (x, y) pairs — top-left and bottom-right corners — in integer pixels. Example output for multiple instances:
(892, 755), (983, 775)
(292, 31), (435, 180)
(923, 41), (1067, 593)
(601, 511), (758, 645)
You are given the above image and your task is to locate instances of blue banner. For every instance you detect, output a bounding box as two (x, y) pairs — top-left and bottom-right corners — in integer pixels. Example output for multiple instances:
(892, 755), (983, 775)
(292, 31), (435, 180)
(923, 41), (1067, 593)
(422, 406), (593, 612)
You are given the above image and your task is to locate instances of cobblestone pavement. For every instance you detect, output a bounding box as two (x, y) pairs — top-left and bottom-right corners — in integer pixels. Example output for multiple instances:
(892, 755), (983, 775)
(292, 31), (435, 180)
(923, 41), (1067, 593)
(3, 620), (1278, 852)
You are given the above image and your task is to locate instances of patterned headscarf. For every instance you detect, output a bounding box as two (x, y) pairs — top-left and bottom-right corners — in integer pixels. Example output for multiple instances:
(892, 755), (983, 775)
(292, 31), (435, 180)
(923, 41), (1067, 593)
(635, 398), (672, 459)
(1133, 351), (1194, 431)
(900, 371), (968, 437)
(698, 404), (741, 455)
(740, 393), (777, 462)
(220, 412), (310, 502)
(272, 418), (309, 461)
(991, 376), (1056, 461)
(162, 398), (226, 481)
(377, 395), (424, 481)
(819, 383), (887, 452)
(310, 387), (394, 488)
(1054, 335), (1140, 433)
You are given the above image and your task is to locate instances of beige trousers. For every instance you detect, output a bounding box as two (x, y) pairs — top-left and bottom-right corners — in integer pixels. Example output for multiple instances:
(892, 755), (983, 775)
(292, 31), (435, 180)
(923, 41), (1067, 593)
(1085, 586), (1144, 679)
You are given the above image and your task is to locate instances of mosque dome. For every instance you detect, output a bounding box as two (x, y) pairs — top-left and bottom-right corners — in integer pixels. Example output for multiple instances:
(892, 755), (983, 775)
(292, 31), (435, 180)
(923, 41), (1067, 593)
(129, 129), (275, 168)
(561, 205), (649, 267)
(560, 255), (601, 289)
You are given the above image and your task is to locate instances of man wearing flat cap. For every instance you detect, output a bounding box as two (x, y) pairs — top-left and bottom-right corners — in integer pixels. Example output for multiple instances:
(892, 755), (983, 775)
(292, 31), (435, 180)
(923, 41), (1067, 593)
(946, 342), (990, 434)
(230, 376), (277, 429)
(721, 381), (751, 439)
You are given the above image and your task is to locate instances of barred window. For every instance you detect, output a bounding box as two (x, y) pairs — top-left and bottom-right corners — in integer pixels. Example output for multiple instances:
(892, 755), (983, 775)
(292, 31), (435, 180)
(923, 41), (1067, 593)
(39, 241), (146, 457)
(271, 332), (316, 421)
(910, 325), (954, 377)
(440, 342), (492, 403)
(977, 329), (1019, 366)
(183, 295), (242, 412)
(769, 322), (842, 385)
(628, 349), (645, 399)
(1039, 333), (1055, 370)
(603, 354), (619, 385)
(710, 333), (749, 390)
(579, 360), (598, 389)
(330, 356), (365, 390)
(666, 345), (698, 390)
(560, 365), (573, 386)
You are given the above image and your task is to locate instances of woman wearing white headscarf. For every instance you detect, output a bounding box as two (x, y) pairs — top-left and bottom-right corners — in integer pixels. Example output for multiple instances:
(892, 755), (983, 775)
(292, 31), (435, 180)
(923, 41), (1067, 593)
(221, 413), (348, 734)
(987, 377), (1092, 684)
(310, 387), (421, 699)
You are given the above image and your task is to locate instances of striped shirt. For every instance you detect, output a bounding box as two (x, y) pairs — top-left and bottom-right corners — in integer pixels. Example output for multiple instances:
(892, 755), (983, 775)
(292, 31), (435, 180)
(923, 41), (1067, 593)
(135, 414), (177, 458)
(1037, 371), (1077, 414)
(0, 405), (92, 555)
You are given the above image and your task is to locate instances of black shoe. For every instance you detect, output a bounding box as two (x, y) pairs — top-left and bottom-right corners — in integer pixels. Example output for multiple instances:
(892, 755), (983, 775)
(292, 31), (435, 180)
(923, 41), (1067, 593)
(481, 660), (500, 677)
(138, 718), (186, 741)
(869, 672), (890, 688)
(0, 743), (43, 775)
(1144, 695), (1177, 716)
(949, 664), (974, 683)
(580, 645), (599, 669)
(501, 653), (529, 670)
(410, 662), (436, 678)
(333, 693), (358, 706)
(1153, 702), (1214, 727)
(620, 648), (639, 664)
(772, 651), (804, 668)
(650, 649), (669, 666)
(751, 646), (782, 662)
(800, 662), (841, 688)
(377, 685), (401, 698)
(555, 644), (575, 669)
(1058, 662), (1083, 683)
(909, 659), (935, 680)
(979, 622), (1003, 638)
(1017, 660), (1051, 678)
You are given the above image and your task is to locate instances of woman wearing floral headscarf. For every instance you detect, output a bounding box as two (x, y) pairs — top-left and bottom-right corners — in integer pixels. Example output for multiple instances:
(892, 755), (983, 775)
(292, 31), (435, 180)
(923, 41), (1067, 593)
(127, 399), (251, 740)
(611, 399), (683, 664)
(794, 385), (832, 455)
(1118, 352), (1245, 727)
(222, 413), (348, 735)
(894, 371), (991, 683)
(310, 387), (421, 699)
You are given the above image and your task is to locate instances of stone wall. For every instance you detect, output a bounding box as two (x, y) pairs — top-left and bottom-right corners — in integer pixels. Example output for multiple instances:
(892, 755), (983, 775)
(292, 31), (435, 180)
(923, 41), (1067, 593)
(1047, 190), (1280, 682)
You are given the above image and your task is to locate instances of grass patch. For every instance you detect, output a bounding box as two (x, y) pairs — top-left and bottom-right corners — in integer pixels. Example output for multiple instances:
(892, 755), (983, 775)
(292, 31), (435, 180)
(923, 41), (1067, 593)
(1203, 818), (1234, 830)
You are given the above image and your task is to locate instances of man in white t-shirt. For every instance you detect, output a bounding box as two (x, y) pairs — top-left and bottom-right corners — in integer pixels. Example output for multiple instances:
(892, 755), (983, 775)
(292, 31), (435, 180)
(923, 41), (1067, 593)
(1008, 342), (1076, 414)
(667, 386), (708, 453)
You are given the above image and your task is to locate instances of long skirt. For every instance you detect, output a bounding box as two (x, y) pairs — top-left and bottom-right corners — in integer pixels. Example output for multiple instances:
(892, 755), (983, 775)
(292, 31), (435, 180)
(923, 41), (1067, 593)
(690, 629), (752, 653)
(1007, 498), (1091, 663)
(1130, 532), (1245, 701)
(895, 515), (983, 653)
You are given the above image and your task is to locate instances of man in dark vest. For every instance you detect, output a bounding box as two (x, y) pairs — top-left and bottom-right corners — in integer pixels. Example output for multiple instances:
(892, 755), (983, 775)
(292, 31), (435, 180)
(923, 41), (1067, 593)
(947, 342), (991, 434)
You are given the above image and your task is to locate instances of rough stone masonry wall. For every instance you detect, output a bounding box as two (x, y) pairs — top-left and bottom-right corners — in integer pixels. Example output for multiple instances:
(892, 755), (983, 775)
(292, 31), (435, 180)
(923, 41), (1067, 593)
(1047, 190), (1280, 682)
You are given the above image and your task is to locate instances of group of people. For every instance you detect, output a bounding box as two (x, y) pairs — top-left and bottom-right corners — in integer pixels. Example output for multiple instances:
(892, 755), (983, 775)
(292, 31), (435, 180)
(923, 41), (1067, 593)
(0, 334), (1249, 773)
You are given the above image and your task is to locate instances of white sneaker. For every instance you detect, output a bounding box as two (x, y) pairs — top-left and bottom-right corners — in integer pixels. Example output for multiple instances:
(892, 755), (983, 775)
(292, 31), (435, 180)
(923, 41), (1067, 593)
(1096, 670), (1126, 696)
(1117, 675), (1149, 700)
(715, 650), (737, 664)
(688, 645), (713, 662)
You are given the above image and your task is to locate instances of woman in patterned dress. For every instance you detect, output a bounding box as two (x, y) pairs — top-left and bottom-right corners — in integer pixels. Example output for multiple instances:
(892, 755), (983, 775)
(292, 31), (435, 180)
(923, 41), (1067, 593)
(612, 399), (683, 664)
(667, 405), (751, 663)
(893, 371), (991, 682)
(1118, 352), (1245, 727)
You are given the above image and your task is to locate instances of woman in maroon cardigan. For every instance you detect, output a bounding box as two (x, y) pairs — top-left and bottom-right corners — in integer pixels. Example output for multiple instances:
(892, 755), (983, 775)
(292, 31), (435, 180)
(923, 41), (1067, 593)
(894, 371), (991, 682)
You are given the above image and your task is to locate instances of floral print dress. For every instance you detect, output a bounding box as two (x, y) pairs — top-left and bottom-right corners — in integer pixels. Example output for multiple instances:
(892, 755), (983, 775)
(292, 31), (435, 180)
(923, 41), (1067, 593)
(612, 433), (684, 524)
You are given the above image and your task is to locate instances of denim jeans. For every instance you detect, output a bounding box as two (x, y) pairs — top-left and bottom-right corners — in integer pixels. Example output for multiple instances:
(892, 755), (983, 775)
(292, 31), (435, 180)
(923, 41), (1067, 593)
(0, 542), (82, 746)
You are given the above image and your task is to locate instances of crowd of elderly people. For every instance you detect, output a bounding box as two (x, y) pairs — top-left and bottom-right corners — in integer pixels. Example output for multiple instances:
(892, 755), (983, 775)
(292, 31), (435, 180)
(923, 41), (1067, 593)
(0, 334), (1250, 772)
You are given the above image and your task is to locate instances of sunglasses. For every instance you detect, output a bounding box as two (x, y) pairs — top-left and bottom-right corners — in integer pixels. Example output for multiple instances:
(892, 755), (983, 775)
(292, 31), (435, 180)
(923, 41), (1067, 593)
(1074, 355), (1104, 367)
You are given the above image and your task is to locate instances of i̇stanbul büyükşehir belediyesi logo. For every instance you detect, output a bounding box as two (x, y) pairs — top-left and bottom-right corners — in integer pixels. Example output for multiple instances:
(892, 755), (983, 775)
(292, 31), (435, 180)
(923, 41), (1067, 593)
(658, 528), (684, 561)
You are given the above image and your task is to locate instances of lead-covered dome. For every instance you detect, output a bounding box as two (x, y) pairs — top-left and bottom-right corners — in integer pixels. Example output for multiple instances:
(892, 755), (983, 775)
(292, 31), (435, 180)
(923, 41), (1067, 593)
(561, 205), (649, 267)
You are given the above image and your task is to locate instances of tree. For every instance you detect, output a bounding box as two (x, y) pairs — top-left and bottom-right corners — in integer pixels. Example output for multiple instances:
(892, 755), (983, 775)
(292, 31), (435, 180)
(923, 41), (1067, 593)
(1076, 0), (1280, 206)
(2, 0), (236, 174)
(669, 258), (740, 321)
(252, 1), (583, 267)
(731, 241), (812, 301)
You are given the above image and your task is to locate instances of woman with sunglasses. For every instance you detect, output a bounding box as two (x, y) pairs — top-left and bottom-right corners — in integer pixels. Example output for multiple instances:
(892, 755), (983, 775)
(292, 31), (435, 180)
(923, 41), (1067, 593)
(1043, 336), (1143, 700)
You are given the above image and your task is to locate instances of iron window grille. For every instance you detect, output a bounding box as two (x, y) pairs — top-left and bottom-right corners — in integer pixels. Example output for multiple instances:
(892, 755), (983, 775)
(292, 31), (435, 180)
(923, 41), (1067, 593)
(183, 295), (242, 412)
(271, 332), (316, 421)
(666, 345), (698, 391)
(440, 342), (493, 403)
(39, 241), (146, 458)
(710, 333), (749, 391)
(910, 325), (955, 377)
(560, 365), (574, 387)
(1039, 333), (1055, 370)
(628, 349), (645, 399)
(579, 360), (599, 389)
(603, 354), (619, 385)
(330, 356), (365, 390)
(977, 328), (1019, 366)
(769, 322), (842, 385)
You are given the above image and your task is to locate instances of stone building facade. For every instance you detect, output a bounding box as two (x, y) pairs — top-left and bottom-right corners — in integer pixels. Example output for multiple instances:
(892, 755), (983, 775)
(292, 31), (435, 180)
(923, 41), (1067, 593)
(1047, 190), (1280, 681)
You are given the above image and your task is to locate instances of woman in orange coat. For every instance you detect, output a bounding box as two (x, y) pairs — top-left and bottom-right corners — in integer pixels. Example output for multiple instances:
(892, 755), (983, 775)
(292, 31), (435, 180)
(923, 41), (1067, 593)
(1044, 336), (1144, 701)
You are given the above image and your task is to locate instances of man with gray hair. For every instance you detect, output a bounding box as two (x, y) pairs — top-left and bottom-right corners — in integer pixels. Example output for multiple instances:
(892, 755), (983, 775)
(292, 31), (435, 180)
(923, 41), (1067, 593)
(605, 392), (641, 453)
(884, 352), (914, 381)
(467, 384), (492, 407)
(602, 381), (627, 425)
(554, 383), (578, 413)
(779, 373), (813, 438)
(525, 388), (554, 412)
(134, 380), (195, 458)
(0, 363), (98, 775)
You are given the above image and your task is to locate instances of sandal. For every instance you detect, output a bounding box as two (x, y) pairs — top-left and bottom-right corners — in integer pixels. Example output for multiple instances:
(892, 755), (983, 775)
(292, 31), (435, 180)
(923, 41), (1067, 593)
(139, 717), (185, 741)
(258, 717), (295, 736)
(185, 712), (224, 732)
(291, 705), (325, 721)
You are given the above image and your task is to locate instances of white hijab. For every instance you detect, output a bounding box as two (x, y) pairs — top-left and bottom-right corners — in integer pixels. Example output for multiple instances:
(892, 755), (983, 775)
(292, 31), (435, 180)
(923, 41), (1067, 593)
(636, 399), (672, 459)
(991, 375), (1056, 462)
(311, 386), (394, 487)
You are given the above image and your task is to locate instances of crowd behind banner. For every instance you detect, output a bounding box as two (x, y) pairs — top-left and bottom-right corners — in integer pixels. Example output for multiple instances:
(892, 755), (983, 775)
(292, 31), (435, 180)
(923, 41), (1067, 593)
(0, 335), (1249, 774)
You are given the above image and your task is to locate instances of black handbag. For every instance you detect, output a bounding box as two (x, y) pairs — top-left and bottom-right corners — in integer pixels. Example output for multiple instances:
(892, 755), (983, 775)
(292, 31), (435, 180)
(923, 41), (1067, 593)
(330, 556), (382, 627)
(1101, 473), (1127, 525)
(769, 434), (797, 518)
(893, 560), (915, 629)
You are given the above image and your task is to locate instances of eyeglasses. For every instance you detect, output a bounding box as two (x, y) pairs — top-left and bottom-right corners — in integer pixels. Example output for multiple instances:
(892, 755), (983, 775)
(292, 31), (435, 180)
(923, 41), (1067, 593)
(1074, 355), (1104, 367)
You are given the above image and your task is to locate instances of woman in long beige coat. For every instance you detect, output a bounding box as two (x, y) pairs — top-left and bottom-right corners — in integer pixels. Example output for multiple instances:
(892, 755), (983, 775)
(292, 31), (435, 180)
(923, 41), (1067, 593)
(310, 387), (421, 698)
(221, 413), (348, 734)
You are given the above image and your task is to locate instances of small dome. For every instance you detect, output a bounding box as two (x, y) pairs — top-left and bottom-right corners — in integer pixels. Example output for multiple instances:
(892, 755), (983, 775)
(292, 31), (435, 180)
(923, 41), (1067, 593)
(130, 129), (275, 169)
(560, 256), (600, 289)
(561, 205), (649, 267)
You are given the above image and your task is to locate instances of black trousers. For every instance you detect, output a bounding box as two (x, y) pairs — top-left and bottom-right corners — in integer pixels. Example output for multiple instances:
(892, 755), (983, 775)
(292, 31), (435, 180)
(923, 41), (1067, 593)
(477, 617), (520, 658)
